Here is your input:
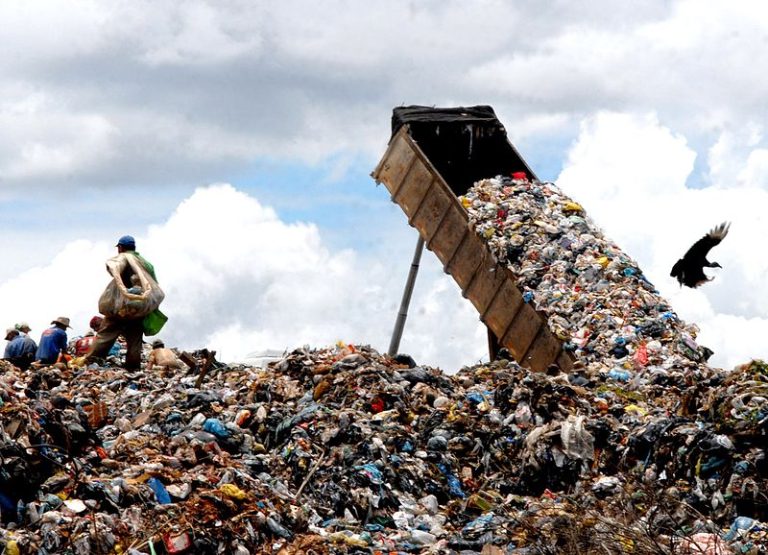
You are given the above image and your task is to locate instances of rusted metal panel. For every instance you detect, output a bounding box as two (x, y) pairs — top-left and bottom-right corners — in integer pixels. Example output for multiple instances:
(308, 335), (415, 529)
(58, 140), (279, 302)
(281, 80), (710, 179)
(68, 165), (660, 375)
(374, 125), (571, 373)
(523, 326), (563, 372)
(446, 232), (484, 290)
(557, 350), (575, 372)
(372, 133), (416, 197)
(428, 204), (467, 267)
(484, 280), (523, 342)
(465, 260), (506, 316)
(394, 164), (434, 221)
(502, 303), (541, 362)
(411, 174), (454, 241)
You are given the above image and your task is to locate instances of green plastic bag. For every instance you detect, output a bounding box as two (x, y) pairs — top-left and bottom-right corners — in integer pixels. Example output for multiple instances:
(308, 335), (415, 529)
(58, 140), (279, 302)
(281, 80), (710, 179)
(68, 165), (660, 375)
(143, 308), (168, 336)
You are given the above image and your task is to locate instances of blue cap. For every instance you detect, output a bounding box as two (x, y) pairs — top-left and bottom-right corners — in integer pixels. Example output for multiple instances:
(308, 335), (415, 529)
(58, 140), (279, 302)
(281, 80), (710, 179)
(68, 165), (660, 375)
(116, 235), (136, 248)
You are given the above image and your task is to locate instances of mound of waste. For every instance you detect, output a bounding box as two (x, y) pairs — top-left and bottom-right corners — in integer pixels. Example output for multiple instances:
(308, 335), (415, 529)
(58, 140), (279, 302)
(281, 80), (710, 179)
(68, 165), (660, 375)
(0, 341), (766, 554)
(0, 173), (765, 554)
(461, 174), (714, 369)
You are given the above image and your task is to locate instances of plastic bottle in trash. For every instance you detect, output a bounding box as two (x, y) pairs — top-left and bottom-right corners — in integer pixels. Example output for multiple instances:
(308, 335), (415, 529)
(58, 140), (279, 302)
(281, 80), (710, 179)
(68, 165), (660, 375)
(147, 477), (172, 504)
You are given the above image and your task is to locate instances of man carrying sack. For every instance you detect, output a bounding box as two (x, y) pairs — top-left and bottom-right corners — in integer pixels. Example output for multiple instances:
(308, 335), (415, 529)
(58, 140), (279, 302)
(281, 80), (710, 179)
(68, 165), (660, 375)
(83, 235), (166, 370)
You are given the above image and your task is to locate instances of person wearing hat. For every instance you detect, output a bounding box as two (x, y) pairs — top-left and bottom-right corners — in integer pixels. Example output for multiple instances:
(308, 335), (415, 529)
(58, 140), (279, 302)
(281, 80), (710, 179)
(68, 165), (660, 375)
(4, 326), (37, 370)
(146, 338), (183, 371)
(35, 317), (71, 365)
(89, 315), (104, 333)
(4, 328), (19, 357)
(15, 322), (32, 335)
(83, 235), (161, 370)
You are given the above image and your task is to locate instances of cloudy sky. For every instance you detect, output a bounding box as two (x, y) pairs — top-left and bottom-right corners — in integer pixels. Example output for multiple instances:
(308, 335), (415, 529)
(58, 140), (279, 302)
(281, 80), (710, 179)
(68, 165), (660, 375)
(2, 0), (768, 371)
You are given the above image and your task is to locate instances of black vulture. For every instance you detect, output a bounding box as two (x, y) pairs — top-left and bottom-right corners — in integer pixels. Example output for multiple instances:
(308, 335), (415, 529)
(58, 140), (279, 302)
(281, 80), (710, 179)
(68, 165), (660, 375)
(670, 222), (730, 288)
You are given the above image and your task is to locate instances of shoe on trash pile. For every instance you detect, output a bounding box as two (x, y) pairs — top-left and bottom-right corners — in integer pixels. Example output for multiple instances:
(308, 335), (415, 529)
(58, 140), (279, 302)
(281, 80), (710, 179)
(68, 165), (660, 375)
(0, 339), (766, 553)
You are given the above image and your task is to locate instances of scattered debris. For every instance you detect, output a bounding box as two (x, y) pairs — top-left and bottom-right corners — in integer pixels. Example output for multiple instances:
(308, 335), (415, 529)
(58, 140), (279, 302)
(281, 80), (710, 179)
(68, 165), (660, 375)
(0, 340), (765, 553)
(0, 175), (764, 553)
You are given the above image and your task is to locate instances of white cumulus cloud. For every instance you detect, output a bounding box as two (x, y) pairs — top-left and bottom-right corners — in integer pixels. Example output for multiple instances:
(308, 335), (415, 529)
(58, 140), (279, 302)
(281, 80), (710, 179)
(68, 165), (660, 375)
(557, 111), (768, 369)
(0, 184), (486, 371)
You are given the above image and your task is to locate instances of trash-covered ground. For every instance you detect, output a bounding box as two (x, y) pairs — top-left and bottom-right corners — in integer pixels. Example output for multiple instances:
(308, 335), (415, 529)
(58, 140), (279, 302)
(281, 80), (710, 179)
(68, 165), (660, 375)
(0, 173), (764, 554)
(0, 341), (766, 554)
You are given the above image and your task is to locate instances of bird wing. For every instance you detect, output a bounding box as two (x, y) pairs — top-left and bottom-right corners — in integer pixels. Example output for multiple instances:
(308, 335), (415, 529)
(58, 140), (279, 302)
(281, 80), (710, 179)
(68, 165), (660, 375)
(681, 222), (730, 262)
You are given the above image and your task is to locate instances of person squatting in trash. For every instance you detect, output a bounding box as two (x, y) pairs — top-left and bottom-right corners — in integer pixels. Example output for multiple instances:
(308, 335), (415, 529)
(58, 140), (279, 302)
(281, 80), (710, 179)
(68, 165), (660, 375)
(4, 328), (19, 351)
(147, 339), (183, 371)
(4, 324), (38, 370)
(35, 317), (71, 365)
(83, 235), (162, 370)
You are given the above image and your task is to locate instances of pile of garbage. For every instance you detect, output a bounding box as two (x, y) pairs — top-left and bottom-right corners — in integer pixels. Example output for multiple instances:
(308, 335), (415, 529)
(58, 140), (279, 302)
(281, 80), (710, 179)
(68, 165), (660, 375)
(0, 339), (766, 553)
(0, 173), (764, 553)
(461, 173), (713, 370)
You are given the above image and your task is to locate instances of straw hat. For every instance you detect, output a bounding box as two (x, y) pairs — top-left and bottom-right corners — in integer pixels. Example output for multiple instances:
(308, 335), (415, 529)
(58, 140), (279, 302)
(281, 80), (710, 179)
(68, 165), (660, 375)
(51, 317), (71, 328)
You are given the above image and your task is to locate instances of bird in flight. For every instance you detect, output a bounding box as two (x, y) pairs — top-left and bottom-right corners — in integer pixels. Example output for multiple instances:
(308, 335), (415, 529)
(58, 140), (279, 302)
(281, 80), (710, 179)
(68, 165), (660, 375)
(670, 222), (730, 288)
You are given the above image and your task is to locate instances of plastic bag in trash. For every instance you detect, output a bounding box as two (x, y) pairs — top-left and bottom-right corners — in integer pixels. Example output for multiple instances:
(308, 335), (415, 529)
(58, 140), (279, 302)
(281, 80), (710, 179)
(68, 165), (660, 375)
(560, 415), (595, 461)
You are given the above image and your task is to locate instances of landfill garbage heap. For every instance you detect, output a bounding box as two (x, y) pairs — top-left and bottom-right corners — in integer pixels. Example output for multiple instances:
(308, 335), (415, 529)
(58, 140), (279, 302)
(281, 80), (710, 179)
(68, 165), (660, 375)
(0, 342), (766, 554)
(0, 176), (766, 554)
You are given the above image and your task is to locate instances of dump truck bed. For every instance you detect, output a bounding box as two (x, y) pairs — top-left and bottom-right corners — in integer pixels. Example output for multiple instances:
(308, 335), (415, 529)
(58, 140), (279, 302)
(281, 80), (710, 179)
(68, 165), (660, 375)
(373, 123), (573, 373)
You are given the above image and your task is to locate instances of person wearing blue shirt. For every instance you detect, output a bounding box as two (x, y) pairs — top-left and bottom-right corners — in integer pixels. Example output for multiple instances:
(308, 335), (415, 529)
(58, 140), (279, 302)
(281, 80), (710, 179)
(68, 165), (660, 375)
(35, 317), (71, 365)
(4, 327), (37, 370)
(4, 328), (19, 359)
